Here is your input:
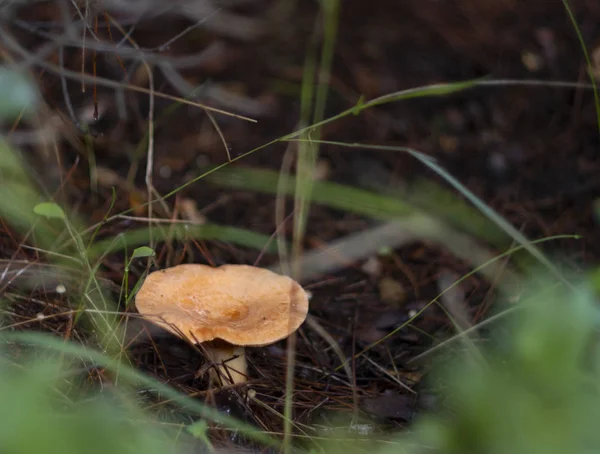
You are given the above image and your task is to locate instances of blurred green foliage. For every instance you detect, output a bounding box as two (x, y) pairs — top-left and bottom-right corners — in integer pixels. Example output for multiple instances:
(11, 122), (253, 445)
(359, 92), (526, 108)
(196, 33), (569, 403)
(0, 67), (59, 252)
(375, 279), (600, 454)
(0, 356), (176, 454)
(0, 66), (38, 119)
(0, 141), (59, 250)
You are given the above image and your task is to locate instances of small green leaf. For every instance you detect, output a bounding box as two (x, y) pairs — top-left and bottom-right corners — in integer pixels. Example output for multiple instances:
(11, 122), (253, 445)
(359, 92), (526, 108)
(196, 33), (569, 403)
(33, 202), (65, 220)
(131, 246), (155, 260)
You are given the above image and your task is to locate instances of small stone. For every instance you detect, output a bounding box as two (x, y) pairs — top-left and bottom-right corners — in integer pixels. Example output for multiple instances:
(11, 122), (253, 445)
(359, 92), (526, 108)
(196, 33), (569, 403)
(361, 256), (382, 278)
(439, 135), (458, 154)
(379, 277), (407, 307)
(445, 107), (466, 132)
(521, 51), (544, 72)
(159, 165), (172, 179)
(313, 159), (331, 181)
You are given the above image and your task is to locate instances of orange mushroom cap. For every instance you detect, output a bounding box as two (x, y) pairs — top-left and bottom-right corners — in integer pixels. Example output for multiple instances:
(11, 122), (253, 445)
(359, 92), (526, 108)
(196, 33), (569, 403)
(135, 264), (309, 346)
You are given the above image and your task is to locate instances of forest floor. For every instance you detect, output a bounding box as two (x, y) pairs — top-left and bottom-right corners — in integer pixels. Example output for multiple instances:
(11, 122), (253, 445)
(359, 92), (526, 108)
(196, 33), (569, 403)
(1, 0), (600, 451)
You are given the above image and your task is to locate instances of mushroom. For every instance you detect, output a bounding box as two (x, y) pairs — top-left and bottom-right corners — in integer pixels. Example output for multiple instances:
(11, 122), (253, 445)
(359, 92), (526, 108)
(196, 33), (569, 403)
(134, 264), (309, 386)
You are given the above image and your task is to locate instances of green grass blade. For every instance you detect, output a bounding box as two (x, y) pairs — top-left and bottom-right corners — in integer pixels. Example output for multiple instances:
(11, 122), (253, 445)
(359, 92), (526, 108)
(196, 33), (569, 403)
(206, 165), (515, 253)
(207, 166), (416, 219)
(87, 223), (280, 259)
(284, 2), (342, 452)
(350, 158), (510, 248)
(561, 0), (600, 133)
(286, 139), (576, 289)
(403, 147), (575, 289)
(360, 77), (486, 111)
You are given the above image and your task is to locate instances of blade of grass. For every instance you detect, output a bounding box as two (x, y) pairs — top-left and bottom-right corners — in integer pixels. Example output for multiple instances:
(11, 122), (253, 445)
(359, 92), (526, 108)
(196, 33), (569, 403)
(285, 140), (578, 290)
(350, 157), (509, 248)
(207, 167), (521, 282)
(561, 0), (600, 133)
(207, 166), (416, 219)
(210, 166), (529, 302)
(208, 165), (512, 250)
(87, 223), (281, 260)
(284, 2), (341, 451)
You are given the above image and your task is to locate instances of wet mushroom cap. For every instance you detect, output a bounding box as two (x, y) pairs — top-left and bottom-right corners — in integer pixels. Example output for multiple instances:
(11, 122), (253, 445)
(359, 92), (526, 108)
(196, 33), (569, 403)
(135, 264), (309, 346)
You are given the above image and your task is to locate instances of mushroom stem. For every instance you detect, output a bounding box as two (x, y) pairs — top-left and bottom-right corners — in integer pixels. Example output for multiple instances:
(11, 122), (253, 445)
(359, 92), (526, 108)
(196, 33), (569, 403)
(203, 341), (247, 386)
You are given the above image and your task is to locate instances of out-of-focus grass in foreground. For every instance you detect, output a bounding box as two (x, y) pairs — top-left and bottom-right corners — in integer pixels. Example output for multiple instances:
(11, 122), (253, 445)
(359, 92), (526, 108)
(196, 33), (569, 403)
(316, 277), (600, 454)
(0, 356), (175, 454)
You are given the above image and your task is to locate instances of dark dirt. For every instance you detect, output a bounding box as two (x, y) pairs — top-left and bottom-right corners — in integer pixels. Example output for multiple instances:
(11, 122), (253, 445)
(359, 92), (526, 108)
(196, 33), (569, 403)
(2, 0), (600, 450)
